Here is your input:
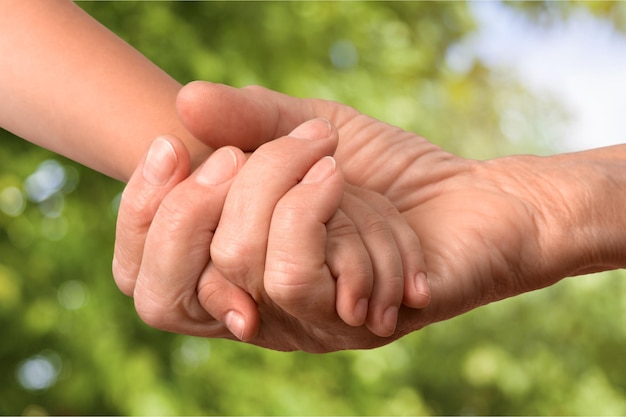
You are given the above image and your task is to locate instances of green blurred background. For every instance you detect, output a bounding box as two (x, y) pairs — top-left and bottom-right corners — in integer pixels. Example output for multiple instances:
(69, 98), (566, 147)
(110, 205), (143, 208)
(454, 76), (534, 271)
(1, 1), (625, 415)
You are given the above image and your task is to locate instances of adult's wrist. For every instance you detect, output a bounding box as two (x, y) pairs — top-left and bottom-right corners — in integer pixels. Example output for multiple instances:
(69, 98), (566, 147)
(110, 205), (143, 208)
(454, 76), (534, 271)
(521, 146), (626, 282)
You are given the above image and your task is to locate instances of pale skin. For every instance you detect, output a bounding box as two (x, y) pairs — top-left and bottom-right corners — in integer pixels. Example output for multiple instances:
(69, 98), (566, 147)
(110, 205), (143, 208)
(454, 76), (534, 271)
(0, 0), (429, 339)
(116, 81), (626, 352)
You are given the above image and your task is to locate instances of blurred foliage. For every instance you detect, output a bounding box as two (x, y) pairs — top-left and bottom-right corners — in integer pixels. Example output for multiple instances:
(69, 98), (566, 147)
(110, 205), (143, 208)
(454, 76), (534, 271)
(505, 0), (626, 31)
(1, 1), (624, 415)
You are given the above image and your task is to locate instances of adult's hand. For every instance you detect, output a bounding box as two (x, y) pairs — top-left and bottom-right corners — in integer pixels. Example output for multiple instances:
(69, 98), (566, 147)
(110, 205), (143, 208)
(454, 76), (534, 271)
(176, 81), (626, 348)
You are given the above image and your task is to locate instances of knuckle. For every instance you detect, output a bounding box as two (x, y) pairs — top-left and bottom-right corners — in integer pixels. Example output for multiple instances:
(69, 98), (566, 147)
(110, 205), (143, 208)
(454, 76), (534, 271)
(251, 144), (294, 169)
(265, 264), (335, 322)
(151, 198), (200, 243)
(196, 286), (221, 316)
(111, 255), (135, 296)
(119, 186), (154, 222)
(272, 204), (306, 233)
(326, 212), (359, 238)
(156, 201), (189, 232)
(265, 271), (312, 307)
(116, 188), (162, 240)
(134, 293), (169, 330)
(359, 211), (392, 237)
(264, 254), (318, 306)
(377, 200), (402, 220)
(336, 258), (373, 284)
(210, 239), (255, 279)
(132, 276), (171, 329)
(133, 280), (191, 332)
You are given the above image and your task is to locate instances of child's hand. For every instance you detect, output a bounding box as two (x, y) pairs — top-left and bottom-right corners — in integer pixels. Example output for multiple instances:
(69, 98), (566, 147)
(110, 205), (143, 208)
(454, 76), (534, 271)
(261, 160), (432, 335)
(112, 119), (429, 351)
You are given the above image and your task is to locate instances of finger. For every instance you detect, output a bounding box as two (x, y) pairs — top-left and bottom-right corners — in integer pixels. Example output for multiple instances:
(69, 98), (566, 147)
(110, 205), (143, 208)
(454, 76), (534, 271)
(209, 119), (338, 294)
(340, 192), (405, 337)
(176, 81), (316, 151)
(133, 147), (259, 339)
(263, 157), (371, 325)
(112, 136), (191, 296)
(347, 185), (431, 309)
(196, 263), (258, 342)
(325, 209), (374, 326)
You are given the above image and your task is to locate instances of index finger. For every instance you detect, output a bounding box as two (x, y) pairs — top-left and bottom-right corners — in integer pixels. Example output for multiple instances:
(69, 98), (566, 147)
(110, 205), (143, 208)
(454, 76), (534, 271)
(112, 136), (191, 296)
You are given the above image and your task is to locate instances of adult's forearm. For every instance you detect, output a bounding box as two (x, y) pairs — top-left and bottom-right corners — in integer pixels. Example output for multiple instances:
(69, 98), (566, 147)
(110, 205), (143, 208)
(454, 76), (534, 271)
(0, 0), (210, 181)
(552, 145), (626, 275)
(506, 144), (626, 286)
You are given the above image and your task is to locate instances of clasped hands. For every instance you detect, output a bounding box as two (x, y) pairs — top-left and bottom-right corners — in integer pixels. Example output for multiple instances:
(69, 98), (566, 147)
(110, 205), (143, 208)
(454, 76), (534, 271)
(112, 82), (582, 353)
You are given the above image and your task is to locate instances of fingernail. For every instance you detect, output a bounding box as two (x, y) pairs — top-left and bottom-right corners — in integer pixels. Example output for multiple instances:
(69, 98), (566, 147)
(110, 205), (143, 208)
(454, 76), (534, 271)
(143, 137), (177, 186)
(289, 118), (332, 140)
(224, 310), (246, 341)
(196, 147), (238, 186)
(382, 306), (398, 335)
(301, 156), (336, 184)
(353, 298), (368, 325)
(414, 272), (431, 305)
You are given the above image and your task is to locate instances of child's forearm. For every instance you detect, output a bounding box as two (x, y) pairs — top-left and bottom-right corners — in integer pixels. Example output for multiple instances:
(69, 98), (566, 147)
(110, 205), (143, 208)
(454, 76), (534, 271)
(0, 0), (211, 181)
